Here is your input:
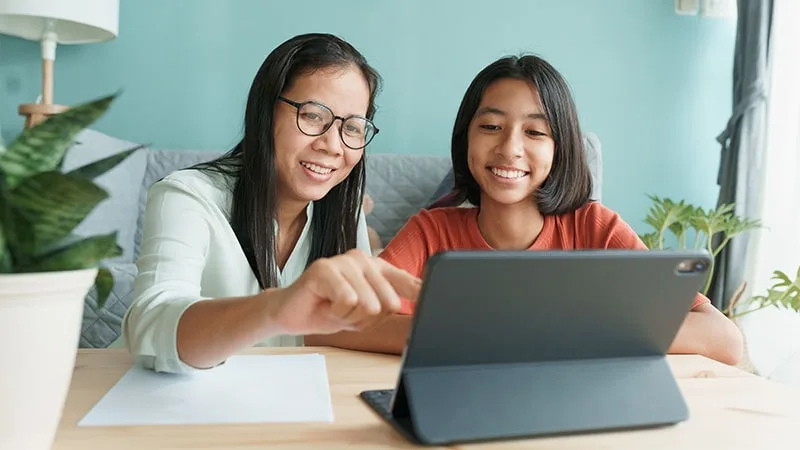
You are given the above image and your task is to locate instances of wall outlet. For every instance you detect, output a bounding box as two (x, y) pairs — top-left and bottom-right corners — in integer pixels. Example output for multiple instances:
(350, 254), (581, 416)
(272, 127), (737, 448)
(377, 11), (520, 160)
(675, 0), (700, 15)
(701, 0), (737, 18)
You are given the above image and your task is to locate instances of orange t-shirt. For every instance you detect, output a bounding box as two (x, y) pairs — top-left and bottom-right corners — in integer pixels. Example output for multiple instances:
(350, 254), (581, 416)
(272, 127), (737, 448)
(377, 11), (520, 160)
(379, 201), (710, 314)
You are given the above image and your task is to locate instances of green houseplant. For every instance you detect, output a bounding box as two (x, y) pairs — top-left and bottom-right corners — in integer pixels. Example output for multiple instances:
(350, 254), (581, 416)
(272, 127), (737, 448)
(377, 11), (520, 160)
(637, 195), (800, 373)
(639, 195), (799, 317)
(0, 93), (137, 450)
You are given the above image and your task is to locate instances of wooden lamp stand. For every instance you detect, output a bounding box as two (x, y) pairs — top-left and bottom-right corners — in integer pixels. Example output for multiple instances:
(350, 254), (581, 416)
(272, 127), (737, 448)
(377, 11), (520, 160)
(19, 32), (70, 129)
(0, 2), (119, 130)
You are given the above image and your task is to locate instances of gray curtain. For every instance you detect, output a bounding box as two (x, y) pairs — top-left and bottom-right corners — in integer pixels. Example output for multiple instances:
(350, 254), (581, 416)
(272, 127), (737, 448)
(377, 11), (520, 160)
(710, 0), (774, 311)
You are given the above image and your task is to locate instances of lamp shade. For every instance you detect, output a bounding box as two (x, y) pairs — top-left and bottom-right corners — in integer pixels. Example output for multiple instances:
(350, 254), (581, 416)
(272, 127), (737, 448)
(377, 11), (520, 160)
(0, 0), (118, 44)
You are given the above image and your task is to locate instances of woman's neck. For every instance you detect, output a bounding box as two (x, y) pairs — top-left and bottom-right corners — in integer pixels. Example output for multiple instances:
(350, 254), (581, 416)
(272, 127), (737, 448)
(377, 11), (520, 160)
(476, 196), (544, 250)
(277, 199), (308, 230)
(275, 199), (309, 271)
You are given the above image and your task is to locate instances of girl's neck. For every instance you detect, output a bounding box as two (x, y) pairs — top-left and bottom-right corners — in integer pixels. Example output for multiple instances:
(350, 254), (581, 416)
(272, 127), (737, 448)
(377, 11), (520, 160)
(476, 196), (544, 250)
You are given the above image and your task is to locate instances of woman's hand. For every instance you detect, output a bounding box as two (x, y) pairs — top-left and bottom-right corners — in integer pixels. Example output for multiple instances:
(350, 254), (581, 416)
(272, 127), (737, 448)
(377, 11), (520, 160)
(265, 249), (421, 336)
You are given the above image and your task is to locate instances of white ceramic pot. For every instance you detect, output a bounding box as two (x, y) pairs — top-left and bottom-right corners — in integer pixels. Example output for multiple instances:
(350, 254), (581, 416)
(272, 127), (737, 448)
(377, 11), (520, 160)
(0, 268), (98, 450)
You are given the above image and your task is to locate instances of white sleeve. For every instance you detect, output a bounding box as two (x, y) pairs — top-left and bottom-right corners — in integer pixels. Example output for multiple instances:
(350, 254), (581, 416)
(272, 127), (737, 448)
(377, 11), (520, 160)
(121, 178), (213, 374)
(356, 205), (372, 254)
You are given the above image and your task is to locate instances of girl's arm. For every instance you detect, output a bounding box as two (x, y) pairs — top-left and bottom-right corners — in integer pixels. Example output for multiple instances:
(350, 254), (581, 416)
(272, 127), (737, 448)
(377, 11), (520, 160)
(580, 202), (743, 365)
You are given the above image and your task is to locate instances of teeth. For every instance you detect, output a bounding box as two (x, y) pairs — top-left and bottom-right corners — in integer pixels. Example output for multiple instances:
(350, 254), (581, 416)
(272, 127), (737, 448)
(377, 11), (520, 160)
(490, 167), (527, 179)
(301, 162), (333, 175)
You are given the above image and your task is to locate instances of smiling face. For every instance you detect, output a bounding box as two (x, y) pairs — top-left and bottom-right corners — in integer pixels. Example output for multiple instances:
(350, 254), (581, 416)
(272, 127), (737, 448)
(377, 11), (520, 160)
(466, 78), (555, 208)
(272, 65), (370, 204)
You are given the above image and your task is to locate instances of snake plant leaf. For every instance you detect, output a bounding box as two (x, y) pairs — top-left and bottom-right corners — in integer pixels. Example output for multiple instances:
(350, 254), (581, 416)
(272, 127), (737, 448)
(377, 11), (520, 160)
(8, 171), (107, 253)
(94, 267), (114, 309)
(0, 172), (11, 272)
(20, 231), (121, 273)
(3, 206), (36, 266)
(0, 94), (117, 188)
(0, 227), (11, 273)
(67, 145), (143, 180)
(0, 174), (36, 263)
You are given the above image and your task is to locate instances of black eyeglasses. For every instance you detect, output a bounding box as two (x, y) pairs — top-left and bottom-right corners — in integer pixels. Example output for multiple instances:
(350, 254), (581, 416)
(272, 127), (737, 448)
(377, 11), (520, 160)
(278, 96), (379, 150)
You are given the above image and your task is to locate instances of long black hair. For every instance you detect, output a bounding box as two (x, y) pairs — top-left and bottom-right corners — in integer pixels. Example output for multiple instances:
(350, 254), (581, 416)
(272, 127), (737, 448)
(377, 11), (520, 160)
(447, 55), (592, 215)
(194, 33), (381, 289)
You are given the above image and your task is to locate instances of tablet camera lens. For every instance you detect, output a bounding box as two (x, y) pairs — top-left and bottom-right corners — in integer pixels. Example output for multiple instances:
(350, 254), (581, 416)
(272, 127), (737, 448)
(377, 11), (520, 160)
(676, 260), (707, 274)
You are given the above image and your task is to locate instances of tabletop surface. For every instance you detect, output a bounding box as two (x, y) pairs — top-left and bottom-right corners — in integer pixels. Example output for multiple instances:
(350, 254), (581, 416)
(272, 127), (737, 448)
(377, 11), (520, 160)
(53, 347), (800, 449)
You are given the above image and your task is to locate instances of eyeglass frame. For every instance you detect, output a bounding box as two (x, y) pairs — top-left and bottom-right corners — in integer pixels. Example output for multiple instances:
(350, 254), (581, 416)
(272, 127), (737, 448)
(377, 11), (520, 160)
(277, 96), (379, 150)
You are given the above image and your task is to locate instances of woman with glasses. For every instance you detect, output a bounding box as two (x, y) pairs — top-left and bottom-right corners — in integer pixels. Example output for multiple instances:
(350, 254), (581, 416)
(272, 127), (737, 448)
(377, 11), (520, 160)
(122, 33), (421, 374)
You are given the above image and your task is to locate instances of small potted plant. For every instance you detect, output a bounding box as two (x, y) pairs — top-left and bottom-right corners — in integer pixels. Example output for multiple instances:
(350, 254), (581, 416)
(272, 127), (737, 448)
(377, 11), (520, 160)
(0, 94), (137, 450)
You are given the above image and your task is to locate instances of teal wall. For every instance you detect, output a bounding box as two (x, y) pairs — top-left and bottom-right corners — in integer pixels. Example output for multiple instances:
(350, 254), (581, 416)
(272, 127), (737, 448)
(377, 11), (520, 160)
(0, 0), (736, 232)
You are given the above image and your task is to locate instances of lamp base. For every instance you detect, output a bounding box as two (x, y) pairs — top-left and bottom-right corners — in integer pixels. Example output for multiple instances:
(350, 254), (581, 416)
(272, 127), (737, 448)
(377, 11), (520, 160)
(19, 103), (70, 129)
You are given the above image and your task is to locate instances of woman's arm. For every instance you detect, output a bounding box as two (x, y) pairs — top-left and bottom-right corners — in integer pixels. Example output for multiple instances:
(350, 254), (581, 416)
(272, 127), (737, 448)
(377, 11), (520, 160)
(123, 177), (230, 373)
(178, 251), (423, 368)
(125, 176), (295, 372)
(124, 178), (420, 372)
(174, 294), (282, 370)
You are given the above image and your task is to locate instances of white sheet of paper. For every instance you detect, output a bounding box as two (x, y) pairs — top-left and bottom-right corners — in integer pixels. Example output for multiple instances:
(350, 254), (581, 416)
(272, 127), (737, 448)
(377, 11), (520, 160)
(78, 353), (334, 426)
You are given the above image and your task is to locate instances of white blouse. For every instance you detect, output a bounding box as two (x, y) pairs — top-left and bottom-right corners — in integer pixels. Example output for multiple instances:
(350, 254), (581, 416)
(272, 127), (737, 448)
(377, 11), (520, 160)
(121, 169), (371, 373)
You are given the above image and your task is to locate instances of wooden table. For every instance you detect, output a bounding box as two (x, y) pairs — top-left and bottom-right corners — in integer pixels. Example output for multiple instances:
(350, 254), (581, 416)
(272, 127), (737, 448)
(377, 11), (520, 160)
(54, 347), (800, 449)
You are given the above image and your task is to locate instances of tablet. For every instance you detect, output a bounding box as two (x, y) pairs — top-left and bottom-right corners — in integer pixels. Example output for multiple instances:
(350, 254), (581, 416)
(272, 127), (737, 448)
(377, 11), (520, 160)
(361, 249), (711, 446)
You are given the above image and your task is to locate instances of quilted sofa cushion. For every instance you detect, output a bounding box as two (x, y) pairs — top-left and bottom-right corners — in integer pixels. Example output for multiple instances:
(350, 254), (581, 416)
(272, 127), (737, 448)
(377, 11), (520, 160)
(80, 262), (138, 348)
(364, 153), (451, 246)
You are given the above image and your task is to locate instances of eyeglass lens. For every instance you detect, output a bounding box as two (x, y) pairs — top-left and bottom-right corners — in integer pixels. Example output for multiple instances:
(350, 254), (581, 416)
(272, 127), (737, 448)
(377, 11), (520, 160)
(296, 102), (376, 149)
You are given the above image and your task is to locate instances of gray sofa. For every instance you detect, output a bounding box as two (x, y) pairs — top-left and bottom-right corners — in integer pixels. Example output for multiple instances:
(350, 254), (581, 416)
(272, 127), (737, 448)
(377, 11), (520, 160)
(67, 130), (602, 348)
